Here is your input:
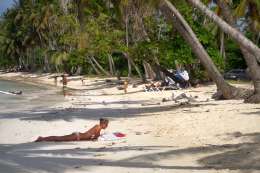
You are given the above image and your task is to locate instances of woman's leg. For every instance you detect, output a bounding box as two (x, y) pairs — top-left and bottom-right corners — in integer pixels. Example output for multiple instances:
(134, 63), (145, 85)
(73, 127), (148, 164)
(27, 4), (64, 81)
(35, 133), (78, 142)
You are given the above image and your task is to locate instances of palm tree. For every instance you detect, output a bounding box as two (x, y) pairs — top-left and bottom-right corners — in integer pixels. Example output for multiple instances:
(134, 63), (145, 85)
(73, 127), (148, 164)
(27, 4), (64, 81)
(186, 0), (260, 63)
(215, 0), (260, 103)
(233, 0), (260, 42)
(158, 0), (248, 99)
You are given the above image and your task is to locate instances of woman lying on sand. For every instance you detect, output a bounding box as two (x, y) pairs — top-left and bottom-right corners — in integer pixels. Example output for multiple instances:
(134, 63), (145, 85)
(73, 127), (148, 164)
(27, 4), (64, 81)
(35, 118), (109, 142)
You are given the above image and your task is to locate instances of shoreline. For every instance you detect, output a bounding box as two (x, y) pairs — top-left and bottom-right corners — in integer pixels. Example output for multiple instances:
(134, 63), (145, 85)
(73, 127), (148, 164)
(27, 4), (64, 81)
(0, 72), (65, 89)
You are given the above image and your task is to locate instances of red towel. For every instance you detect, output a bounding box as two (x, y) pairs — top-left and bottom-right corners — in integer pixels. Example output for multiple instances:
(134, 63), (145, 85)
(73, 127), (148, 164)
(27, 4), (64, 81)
(113, 132), (126, 138)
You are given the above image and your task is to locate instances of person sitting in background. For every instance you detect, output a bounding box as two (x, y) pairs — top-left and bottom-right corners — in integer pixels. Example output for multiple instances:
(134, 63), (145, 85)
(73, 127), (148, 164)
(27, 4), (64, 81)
(174, 69), (189, 88)
(35, 118), (109, 142)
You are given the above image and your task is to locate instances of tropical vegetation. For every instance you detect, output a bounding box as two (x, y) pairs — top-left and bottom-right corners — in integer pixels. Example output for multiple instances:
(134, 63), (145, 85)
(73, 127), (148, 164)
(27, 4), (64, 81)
(0, 0), (259, 102)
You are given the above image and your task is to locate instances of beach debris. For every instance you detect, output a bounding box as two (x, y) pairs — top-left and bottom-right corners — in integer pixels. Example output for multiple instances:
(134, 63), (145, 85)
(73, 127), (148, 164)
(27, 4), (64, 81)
(9, 90), (22, 95)
(162, 98), (170, 102)
(141, 102), (160, 106)
(171, 93), (175, 100)
(105, 79), (112, 83)
(102, 101), (107, 105)
(144, 131), (151, 134)
(117, 86), (124, 90)
(172, 93), (197, 102)
(0, 90), (22, 95)
(135, 132), (142, 135)
(94, 153), (106, 157)
(179, 101), (190, 106)
(233, 131), (242, 138)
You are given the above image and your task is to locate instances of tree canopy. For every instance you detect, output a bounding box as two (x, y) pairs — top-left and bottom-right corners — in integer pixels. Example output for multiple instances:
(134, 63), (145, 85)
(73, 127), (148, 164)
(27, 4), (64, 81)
(0, 0), (259, 80)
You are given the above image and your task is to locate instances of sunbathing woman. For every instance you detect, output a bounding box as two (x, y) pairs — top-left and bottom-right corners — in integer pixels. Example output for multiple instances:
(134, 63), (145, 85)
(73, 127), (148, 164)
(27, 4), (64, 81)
(35, 118), (109, 142)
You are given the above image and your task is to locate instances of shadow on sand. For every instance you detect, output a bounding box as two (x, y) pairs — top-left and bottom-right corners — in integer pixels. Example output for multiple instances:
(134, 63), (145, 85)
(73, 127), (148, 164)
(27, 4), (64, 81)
(0, 132), (260, 173)
(0, 103), (218, 122)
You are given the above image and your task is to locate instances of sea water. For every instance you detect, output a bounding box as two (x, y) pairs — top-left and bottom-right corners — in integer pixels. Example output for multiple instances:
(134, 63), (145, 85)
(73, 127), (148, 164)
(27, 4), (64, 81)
(0, 79), (64, 112)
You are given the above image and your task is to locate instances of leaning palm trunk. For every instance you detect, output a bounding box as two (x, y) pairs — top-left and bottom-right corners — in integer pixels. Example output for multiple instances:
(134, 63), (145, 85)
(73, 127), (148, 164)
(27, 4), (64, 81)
(108, 54), (115, 76)
(220, 31), (226, 64)
(143, 60), (156, 80)
(159, 0), (249, 99)
(241, 48), (260, 103)
(88, 57), (101, 75)
(128, 59), (132, 77)
(186, 0), (260, 63)
(122, 52), (145, 81)
(91, 56), (110, 76)
(215, 0), (260, 103)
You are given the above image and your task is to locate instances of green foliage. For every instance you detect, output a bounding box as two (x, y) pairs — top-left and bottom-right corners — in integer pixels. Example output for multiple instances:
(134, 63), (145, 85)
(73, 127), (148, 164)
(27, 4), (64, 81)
(0, 0), (253, 80)
(225, 39), (247, 70)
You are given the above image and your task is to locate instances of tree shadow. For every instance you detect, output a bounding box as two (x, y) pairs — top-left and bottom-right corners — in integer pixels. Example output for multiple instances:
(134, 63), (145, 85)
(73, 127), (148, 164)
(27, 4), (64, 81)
(0, 103), (211, 121)
(242, 110), (260, 116)
(1, 133), (260, 173)
(198, 132), (260, 172)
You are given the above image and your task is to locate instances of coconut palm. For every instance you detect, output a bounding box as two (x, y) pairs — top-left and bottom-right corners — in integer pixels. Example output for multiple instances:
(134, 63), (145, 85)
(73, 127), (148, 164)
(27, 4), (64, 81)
(214, 0), (260, 103)
(158, 0), (249, 99)
(186, 0), (260, 63)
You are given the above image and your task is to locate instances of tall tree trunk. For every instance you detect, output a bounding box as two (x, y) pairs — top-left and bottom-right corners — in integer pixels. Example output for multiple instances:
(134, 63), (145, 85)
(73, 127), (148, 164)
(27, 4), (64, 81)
(88, 57), (101, 75)
(125, 14), (132, 77)
(159, 0), (248, 99)
(91, 56), (110, 76)
(143, 61), (149, 79)
(108, 54), (114, 76)
(44, 53), (50, 72)
(125, 14), (129, 48)
(125, 13), (132, 78)
(122, 52), (145, 82)
(216, 0), (260, 103)
(143, 60), (156, 80)
(186, 0), (260, 63)
(59, 0), (70, 14)
(131, 3), (149, 42)
(154, 56), (165, 80)
(220, 31), (226, 65)
(128, 59), (132, 78)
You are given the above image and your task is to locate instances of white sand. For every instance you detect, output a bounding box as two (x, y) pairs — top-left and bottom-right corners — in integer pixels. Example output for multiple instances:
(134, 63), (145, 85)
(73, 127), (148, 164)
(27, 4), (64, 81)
(0, 72), (260, 173)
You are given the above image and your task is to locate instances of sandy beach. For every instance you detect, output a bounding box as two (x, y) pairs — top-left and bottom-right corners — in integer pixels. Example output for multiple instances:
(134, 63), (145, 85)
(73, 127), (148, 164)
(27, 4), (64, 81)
(0, 72), (260, 173)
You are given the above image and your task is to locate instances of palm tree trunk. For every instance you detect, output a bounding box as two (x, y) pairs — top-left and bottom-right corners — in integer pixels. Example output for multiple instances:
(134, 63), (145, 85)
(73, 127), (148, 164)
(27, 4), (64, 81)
(125, 14), (129, 48)
(88, 57), (101, 75)
(154, 56), (165, 80)
(122, 52), (145, 81)
(44, 53), (50, 72)
(220, 31), (226, 65)
(143, 60), (156, 80)
(159, 0), (248, 99)
(91, 56), (110, 76)
(143, 61), (149, 79)
(128, 59), (132, 77)
(125, 14), (133, 77)
(215, 0), (260, 103)
(241, 48), (260, 103)
(108, 54), (114, 75)
(186, 0), (260, 63)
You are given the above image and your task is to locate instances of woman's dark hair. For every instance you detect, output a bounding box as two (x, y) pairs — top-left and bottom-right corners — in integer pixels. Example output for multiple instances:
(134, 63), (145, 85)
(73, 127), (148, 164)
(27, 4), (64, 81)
(100, 118), (109, 124)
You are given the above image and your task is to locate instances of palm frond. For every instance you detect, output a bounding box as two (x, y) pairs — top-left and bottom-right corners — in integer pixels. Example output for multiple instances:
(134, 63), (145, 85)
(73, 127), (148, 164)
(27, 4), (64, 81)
(234, 0), (247, 18)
